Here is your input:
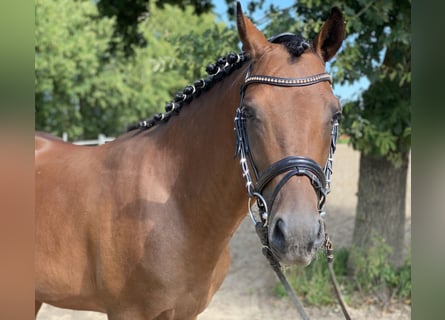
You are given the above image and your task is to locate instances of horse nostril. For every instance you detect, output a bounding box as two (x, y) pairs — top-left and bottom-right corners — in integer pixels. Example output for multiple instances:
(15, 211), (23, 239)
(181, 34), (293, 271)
(317, 219), (323, 237)
(271, 216), (325, 255)
(271, 218), (286, 252)
(314, 219), (325, 247)
(307, 240), (315, 252)
(305, 220), (324, 253)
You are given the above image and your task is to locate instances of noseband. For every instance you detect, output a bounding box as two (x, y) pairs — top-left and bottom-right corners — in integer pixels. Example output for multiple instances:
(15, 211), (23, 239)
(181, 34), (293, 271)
(234, 65), (339, 227)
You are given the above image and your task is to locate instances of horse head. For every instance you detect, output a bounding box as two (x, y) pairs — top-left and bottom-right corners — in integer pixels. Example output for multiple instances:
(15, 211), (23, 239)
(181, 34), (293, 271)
(236, 3), (345, 266)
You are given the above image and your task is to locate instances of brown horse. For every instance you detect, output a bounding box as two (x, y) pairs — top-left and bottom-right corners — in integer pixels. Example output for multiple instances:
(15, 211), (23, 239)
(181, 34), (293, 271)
(35, 3), (345, 319)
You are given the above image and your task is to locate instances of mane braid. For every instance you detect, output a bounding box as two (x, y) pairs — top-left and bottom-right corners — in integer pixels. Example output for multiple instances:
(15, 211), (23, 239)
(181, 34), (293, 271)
(128, 52), (249, 131)
(128, 33), (310, 132)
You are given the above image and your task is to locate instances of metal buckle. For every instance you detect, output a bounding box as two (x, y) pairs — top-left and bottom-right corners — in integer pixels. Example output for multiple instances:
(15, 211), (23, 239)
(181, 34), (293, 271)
(248, 192), (269, 227)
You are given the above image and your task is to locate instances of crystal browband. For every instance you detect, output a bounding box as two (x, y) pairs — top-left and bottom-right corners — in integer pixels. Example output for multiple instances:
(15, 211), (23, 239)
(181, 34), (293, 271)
(243, 72), (332, 88)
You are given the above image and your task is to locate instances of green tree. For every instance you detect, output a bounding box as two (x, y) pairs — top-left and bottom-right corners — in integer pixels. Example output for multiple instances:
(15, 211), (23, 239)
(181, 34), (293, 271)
(35, 0), (237, 139)
(96, 0), (214, 56)
(257, 0), (411, 266)
(35, 0), (126, 139)
(124, 3), (238, 125)
(95, 0), (268, 56)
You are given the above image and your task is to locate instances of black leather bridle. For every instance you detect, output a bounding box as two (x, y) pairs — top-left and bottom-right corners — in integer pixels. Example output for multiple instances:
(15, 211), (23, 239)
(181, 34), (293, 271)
(234, 65), (339, 227)
(233, 60), (350, 320)
(233, 35), (350, 320)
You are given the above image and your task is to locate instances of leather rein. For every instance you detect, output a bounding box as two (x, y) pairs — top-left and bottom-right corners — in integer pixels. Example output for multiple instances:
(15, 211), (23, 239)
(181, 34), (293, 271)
(234, 62), (352, 320)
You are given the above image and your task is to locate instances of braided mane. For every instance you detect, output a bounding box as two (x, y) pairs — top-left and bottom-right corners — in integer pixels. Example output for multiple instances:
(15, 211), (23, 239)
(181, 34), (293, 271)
(128, 33), (310, 132)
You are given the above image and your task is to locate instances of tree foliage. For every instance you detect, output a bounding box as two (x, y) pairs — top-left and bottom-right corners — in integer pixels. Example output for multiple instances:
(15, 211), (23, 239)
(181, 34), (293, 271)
(97, 0), (214, 56)
(241, 0), (411, 267)
(335, 0), (411, 167)
(255, 0), (411, 166)
(36, 0), (411, 160)
(35, 0), (237, 139)
(35, 0), (123, 138)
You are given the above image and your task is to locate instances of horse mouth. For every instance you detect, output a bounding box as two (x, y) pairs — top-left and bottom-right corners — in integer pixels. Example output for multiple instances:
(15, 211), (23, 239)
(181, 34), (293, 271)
(269, 220), (324, 266)
(269, 242), (319, 266)
(269, 232), (322, 267)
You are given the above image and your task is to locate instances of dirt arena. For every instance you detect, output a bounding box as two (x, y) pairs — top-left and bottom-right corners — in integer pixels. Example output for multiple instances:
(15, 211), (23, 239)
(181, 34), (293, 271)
(37, 144), (411, 319)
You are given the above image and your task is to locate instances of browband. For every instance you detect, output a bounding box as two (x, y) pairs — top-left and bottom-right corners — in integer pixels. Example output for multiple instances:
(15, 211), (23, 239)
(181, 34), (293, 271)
(242, 72), (331, 91)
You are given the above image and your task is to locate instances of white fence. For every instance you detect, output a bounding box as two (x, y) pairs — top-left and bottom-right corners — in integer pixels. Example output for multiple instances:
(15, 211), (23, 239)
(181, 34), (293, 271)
(62, 132), (115, 146)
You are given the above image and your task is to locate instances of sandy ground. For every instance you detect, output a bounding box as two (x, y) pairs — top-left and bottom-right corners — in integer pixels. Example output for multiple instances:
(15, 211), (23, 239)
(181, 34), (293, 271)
(37, 144), (411, 319)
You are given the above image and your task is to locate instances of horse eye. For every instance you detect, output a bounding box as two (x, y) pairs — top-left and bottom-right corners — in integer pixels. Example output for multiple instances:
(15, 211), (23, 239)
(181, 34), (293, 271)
(332, 112), (342, 123)
(242, 106), (256, 119)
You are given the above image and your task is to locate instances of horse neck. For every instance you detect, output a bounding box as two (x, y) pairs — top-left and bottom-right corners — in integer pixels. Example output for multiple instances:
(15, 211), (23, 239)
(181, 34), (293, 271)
(142, 67), (249, 240)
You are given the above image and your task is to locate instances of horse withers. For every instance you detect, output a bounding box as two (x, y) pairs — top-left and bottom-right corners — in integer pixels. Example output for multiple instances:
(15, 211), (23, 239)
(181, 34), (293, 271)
(35, 3), (345, 319)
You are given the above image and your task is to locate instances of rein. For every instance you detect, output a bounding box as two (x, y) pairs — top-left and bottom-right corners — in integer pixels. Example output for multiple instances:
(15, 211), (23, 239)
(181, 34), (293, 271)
(234, 59), (351, 320)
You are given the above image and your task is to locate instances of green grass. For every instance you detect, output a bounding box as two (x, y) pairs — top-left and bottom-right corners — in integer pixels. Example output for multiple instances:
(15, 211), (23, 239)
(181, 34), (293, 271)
(275, 248), (351, 305)
(274, 238), (411, 307)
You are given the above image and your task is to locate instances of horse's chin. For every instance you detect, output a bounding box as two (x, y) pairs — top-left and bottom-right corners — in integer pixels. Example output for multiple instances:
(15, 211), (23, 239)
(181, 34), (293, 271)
(270, 247), (316, 267)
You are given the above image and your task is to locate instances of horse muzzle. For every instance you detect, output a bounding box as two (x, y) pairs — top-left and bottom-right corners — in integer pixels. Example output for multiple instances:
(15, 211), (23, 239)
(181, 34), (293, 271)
(268, 212), (325, 266)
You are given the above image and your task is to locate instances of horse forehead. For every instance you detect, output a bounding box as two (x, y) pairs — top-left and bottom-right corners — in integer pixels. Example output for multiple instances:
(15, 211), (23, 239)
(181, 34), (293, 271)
(247, 47), (334, 116)
(257, 48), (326, 77)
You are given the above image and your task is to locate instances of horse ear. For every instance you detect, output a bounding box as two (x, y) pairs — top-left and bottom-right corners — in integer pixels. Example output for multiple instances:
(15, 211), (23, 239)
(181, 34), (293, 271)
(313, 7), (345, 62)
(236, 2), (269, 57)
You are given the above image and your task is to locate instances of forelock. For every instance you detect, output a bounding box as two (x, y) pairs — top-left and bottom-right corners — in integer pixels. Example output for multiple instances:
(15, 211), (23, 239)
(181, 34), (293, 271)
(271, 34), (311, 58)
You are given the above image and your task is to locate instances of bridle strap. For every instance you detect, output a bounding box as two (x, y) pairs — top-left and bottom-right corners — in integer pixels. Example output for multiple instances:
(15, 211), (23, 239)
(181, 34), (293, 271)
(234, 60), (351, 320)
(236, 71), (333, 218)
(242, 72), (332, 91)
(257, 223), (311, 320)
